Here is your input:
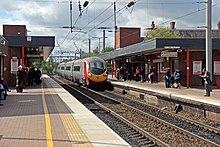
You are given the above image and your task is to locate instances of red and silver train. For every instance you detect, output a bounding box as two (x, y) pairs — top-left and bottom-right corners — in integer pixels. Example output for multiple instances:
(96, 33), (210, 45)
(57, 57), (108, 86)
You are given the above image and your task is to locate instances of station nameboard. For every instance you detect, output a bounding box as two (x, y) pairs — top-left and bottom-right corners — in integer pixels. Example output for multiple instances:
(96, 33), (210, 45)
(161, 51), (178, 57)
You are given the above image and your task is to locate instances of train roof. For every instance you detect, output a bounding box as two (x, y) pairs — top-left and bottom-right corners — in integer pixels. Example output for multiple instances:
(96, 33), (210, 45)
(58, 57), (104, 65)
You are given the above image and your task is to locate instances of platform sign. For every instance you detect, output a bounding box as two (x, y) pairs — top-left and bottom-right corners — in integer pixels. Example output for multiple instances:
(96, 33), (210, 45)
(214, 61), (220, 75)
(193, 61), (202, 75)
(11, 58), (18, 74)
(161, 51), (178, 57)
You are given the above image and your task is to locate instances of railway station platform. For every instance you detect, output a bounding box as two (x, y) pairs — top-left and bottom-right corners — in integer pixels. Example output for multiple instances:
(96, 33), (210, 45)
(0, 75), (129, 147)
(108, 76), (220, 107)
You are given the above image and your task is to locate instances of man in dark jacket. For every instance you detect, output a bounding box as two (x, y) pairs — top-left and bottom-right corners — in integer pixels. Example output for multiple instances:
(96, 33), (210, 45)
(200, 69), (211, 96)
(164, 68), (171, 88)
(17, 65), (26, 93)
(28, 66), (35, 85)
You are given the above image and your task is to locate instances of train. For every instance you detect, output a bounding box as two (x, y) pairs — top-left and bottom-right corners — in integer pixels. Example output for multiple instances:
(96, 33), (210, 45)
(56, 57), (108, 86)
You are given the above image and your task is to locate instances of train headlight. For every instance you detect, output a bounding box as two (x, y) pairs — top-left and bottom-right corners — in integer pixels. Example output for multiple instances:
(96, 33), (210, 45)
(88, 73), (92, 76)
(103, 73), (108, 76)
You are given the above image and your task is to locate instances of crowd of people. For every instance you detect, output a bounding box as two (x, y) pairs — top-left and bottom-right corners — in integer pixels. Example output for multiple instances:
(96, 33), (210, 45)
(116, 65), (183, 88)
(116, 65), (211, 97)
(163, 67), (182, 89)
(16, 65), (42, 93)
(0, 65), (42, 98)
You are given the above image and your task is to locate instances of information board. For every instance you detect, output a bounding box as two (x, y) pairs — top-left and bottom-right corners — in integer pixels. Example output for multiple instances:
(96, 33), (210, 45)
(214, 61), (220, 75)
(11, 58), (18, 74)
(193, 61), (202, 75)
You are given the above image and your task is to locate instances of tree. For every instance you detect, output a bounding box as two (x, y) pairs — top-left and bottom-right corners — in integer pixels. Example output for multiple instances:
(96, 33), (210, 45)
(42, 59), (58, 74)
(103, 47), (114, 53)
(93, 47), (99, 54)
(81, 46), (114, 58)
(145, 27), (182, 40)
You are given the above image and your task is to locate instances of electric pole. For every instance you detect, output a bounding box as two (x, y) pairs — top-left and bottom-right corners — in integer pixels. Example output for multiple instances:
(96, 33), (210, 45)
(103, 30), (106, 52)
(206, 0), (212, 79)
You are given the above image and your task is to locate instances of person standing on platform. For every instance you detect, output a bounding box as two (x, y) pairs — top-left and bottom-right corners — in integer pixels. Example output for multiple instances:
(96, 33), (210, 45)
(126, 67), (131, 81)
(200, 68), (205, 86)
(140, 67), (144, 83)
(135, 66), (140, 82)
(28, 66), (35, 86)
(200, 69), (211, 96)
(164, 68), (171, 88)
(17, 65), (26, 93)
(174, 68), (182, 88)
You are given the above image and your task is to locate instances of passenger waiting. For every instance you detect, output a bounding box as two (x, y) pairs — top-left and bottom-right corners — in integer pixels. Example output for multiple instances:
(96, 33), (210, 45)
(135, 66), (140, 82)
(0, 76), (10, 96)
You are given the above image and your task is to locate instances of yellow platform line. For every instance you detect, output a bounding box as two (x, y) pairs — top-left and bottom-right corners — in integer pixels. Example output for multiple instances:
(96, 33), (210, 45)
(42, 84), (54, 147)
(45, 79), (92, 147)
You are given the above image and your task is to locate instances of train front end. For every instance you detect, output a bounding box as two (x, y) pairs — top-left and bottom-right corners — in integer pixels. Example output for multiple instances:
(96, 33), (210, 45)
(85, 58), (108, 85)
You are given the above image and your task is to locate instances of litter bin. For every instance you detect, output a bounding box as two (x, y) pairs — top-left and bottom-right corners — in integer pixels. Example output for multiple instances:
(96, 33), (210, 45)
(217, 78), (220, 89)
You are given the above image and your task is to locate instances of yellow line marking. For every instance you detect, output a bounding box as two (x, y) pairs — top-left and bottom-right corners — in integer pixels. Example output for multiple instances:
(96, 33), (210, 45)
(42, 84), (54, 147)
(47, 81), (92, 147)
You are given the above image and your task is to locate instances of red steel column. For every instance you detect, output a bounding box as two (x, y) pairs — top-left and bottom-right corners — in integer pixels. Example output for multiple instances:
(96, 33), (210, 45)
(186, 48), (190, 88)
(22, 46), (25, 65)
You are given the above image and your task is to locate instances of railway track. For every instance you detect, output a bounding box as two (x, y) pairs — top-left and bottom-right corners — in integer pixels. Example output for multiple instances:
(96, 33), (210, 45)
(53, 76), (220, 146)
(61, 83), (169, 147)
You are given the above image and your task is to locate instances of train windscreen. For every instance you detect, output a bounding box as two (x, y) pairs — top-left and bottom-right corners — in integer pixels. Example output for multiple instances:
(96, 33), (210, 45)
(89, 61), (105, 74)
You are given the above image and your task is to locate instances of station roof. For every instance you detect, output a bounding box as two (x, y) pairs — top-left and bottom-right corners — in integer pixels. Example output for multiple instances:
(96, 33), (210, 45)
(99, 38), (220, 60)
(4, 36), (55, 60)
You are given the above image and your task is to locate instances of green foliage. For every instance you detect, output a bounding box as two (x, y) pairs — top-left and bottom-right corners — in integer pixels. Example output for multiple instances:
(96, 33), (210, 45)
(93, 47), (99, 54)
(145, 27), (182, 40)
(42, 59), (58, 74)
(103, 47), (114, 53)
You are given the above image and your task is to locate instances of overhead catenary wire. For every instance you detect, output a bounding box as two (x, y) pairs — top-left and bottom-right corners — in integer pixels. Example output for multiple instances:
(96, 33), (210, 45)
(61, 0), (220, 53)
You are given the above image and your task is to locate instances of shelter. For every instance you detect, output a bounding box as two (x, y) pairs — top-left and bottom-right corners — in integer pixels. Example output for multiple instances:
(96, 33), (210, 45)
(3, 25), (55, 86)
(99, 35), (220, 87)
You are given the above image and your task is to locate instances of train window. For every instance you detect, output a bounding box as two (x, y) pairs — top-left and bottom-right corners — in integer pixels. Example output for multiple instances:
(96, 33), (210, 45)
(61, 67), (64, 70)
(74, 66), (80, 71)
(89, 62), (104, 69)
(66, 66), (71, 70)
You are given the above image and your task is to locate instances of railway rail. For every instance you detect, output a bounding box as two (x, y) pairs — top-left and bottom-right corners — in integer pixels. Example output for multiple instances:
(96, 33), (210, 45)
(59, 82), (169, 146)
(53, 76), (220, 146)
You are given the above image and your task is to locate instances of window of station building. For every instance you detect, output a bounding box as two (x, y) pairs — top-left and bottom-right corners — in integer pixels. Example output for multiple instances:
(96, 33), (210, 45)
(74, 66), (80, 71)
(66, 66), (71, 71)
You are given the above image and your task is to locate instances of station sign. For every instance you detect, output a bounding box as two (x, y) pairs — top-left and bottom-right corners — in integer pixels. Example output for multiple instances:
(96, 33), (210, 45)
(161, 51), (178, 57)
(11, 58), (18, 74)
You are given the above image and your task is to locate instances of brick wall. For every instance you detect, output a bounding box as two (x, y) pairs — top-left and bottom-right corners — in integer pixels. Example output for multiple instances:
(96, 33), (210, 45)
(179, 50), (220, 87)
(3, 25), (26, 36)
(115, 27), (141, 49)
(4, 47), (22, 86)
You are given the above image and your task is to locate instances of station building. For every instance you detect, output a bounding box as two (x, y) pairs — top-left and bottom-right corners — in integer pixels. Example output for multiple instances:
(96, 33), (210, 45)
(100, 22), (220, 87)
(2, 25), (55, 86)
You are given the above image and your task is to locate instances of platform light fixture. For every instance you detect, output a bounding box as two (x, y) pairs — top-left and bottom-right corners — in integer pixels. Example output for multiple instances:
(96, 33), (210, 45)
(83, 0), (89, 7)
(127, 1), (135, 7)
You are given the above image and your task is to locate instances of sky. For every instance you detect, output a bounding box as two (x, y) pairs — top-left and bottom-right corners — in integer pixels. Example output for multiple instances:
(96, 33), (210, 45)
(1, 0), (220, 56)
